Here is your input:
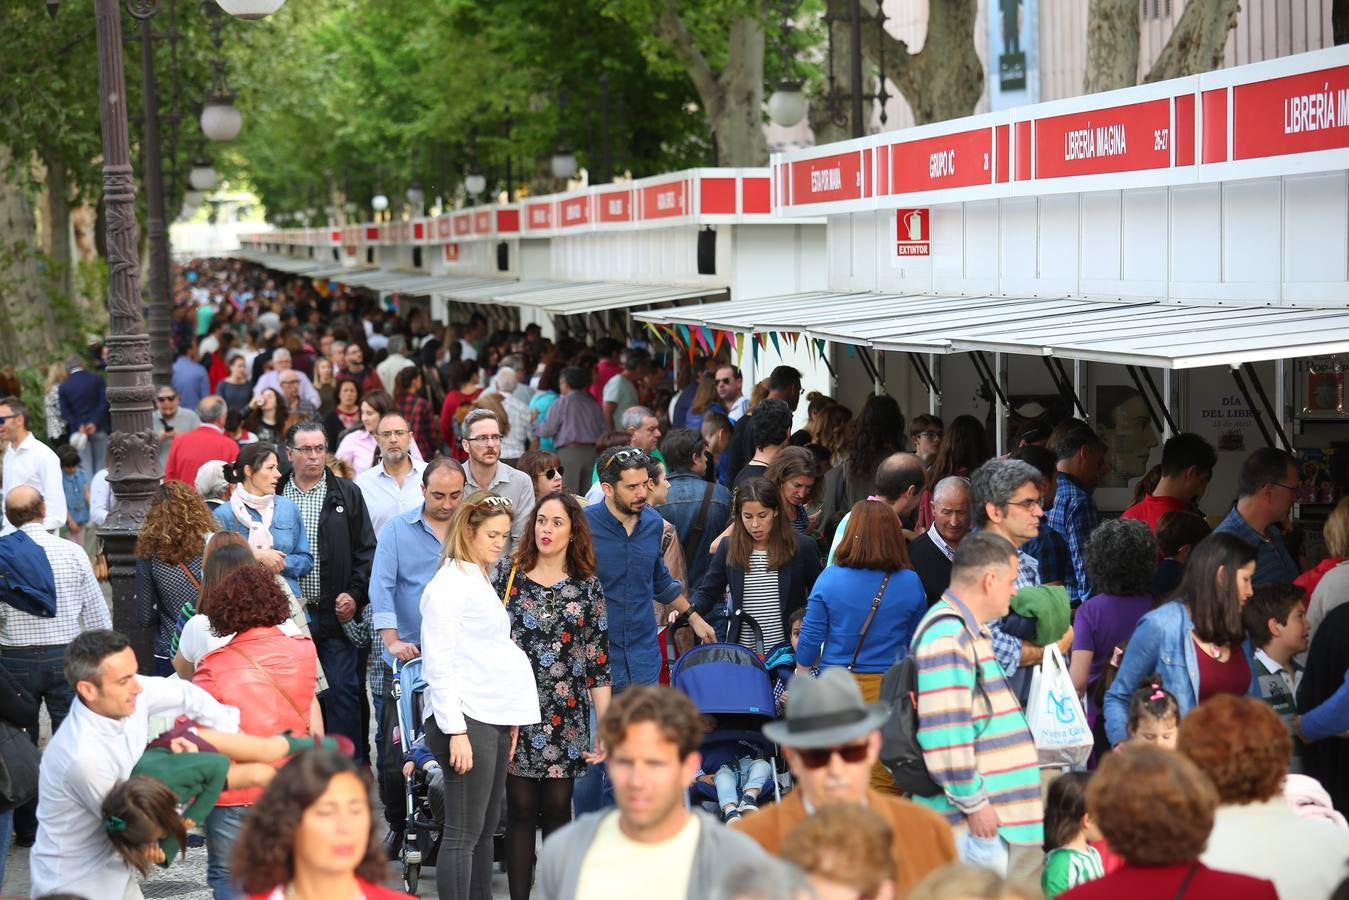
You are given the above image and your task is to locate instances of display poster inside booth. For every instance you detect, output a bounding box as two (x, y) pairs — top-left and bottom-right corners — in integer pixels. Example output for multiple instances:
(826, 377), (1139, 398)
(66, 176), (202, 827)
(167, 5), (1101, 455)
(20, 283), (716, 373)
(988, 0), (1039, 109)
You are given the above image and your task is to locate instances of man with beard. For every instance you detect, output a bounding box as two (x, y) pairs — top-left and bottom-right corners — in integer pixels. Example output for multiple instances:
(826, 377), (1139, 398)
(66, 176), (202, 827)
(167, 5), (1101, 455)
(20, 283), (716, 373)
(459, 407), (535, 555)
(355, 412), (427, 537)
(370, 456), (466, 856)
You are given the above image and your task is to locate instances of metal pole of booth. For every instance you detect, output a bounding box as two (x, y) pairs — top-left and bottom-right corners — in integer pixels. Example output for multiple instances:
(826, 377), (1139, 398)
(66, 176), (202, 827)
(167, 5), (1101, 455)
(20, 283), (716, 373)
(928, 353), (941, 417)
(995, 352), (1008, 456)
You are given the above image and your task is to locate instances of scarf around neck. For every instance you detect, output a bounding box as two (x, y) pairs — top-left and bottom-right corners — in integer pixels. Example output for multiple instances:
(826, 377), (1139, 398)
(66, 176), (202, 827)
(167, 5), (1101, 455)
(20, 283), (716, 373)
(229, 486), (276, 551)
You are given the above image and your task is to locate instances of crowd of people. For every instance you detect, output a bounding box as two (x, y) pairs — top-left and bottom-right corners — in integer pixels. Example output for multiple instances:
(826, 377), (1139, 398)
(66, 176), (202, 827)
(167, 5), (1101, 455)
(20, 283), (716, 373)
(0, 254), (1347, 899)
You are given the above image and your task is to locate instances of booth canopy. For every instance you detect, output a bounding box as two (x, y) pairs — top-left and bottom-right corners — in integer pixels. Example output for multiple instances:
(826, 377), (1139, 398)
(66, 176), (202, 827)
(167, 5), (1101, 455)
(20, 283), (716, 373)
(443, 279), (726, 314)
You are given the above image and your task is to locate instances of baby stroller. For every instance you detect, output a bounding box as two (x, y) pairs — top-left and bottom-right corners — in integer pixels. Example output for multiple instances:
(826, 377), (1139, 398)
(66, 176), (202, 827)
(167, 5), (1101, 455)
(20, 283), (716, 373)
(391, 658), (440, 894)
(669, 641), (786, 811)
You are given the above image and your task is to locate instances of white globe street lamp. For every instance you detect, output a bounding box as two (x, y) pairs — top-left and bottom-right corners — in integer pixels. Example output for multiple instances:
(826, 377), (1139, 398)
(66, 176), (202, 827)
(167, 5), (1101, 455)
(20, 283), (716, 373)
(201, 95), (242, 141)
(188, 160), (217, 191)
(551, 151), (578, 180)
(767, 82), (808, 128)
(371, 194), (389, 212)
(215, 0), (286, 20)
(184, 190), (206, 207)
(464, 172), (487, 197)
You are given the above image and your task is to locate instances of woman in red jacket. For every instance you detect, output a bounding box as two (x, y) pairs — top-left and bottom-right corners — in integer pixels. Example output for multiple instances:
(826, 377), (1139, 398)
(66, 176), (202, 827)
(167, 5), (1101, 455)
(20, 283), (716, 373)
(233, 749), (411, 900)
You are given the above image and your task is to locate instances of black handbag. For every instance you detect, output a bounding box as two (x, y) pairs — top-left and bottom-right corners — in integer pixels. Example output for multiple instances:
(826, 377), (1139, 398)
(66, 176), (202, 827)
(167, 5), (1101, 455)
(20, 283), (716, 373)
(0, 719), (39, 811)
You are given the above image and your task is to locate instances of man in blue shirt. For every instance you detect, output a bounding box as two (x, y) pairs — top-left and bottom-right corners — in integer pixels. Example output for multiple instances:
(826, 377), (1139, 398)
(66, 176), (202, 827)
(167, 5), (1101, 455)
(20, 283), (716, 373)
(368, 456), (465, 854)
(1214, 447), (1300, 584)
(170, 341), (211, 410)
(1046, 426), (1108, 607)
(655, 428), (731, 593)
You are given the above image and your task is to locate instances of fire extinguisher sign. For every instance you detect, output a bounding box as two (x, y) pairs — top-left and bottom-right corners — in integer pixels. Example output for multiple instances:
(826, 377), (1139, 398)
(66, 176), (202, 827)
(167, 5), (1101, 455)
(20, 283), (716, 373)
(895, 208), (930, 256)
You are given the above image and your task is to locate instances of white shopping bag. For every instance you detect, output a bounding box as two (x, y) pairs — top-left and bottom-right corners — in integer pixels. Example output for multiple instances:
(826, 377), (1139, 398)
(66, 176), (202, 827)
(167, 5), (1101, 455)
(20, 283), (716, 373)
(1024, 644), (1092, 768)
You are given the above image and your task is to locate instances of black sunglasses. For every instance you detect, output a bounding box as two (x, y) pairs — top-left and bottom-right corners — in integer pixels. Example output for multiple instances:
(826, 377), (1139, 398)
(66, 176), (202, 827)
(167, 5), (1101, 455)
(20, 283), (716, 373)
(542, 466), (565, 479)
(600, 448), (647, 472)
(794, 743), (869, 769)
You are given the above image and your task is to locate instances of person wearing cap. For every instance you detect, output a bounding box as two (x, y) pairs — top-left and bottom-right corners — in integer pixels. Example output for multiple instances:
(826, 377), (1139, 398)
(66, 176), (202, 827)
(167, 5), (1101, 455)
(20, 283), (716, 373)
(911, 531), (1043, 868)
(735, 668), (956, 896)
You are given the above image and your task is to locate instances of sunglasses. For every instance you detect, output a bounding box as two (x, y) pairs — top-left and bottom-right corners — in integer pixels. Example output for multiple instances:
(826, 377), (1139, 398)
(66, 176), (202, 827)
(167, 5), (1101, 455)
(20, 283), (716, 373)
(600, 448), (647, 472)
(716, 377), (735, 385)
(474, 494), (513, 512)
(794, 743), (870, 769)
(542, 466), (565, 479)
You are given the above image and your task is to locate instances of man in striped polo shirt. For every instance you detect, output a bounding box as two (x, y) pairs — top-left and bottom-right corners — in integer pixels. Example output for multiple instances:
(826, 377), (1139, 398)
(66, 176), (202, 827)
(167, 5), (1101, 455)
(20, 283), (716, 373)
(912, 531), (1043, 872)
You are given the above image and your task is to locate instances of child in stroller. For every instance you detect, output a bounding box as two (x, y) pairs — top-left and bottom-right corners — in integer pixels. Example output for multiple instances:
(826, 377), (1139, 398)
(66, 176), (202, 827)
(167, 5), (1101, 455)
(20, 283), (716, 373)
(695, 718), (773, 823)
(400, 732), (445, 828)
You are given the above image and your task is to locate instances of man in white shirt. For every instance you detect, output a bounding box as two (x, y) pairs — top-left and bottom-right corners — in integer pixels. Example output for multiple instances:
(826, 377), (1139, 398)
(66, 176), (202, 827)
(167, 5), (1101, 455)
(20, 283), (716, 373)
(375, 334), (415, 393)
(714, 364), (749, 423)
(252, 348), (322, 411)
(536, 686), (766, 899)
(30, 629), (240, 899)
(356, 413), (428, 537)
(0, 396), (66, 533)
(602, 350), (644, 429)
(460, 408), (535, 554)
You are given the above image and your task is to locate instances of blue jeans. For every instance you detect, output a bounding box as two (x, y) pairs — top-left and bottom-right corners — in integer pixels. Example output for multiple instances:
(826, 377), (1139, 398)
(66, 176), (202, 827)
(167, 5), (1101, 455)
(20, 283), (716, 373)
(77, 430), (108, 480)
(0, 647), (73, 839)
(713, 757), (772, 810)
(315, 635), (362, 755)
(0, 806), (13, 892)
(205, 805), (248, 900)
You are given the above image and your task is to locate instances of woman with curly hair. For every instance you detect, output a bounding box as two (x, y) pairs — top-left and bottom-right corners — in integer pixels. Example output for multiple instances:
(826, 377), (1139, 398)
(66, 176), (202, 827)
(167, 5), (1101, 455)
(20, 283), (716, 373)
(233, 748), (410, 899)
(494, 491), (610, 900)
(1177, 695), (1349, 898)
(1062, 744), (1276, 899)
(135, 482), (219, 676)
(193, 563), (322, 899)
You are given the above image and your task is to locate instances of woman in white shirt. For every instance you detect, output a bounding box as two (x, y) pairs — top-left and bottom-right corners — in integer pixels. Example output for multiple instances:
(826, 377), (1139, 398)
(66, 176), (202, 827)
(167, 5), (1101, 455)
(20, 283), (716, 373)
(422, 490), (541, 900)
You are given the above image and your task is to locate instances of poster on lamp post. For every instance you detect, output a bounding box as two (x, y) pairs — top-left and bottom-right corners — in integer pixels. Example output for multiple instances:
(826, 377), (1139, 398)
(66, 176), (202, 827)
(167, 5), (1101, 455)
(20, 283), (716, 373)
(988, 0), (1039, 110)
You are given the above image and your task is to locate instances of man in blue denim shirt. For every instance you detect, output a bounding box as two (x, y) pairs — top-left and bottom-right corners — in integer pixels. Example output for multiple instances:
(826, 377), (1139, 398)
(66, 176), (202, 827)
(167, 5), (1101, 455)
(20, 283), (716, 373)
(586, 446), (716, 691)
(1046, 427), (1109, 607)
(655, 428), (731, 593)
(1214, 447), (1300, 584)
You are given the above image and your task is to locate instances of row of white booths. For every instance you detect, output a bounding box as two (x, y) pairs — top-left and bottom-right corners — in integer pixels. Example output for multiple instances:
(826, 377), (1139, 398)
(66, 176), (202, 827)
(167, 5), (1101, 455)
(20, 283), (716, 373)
(240, 44), (1349, 529)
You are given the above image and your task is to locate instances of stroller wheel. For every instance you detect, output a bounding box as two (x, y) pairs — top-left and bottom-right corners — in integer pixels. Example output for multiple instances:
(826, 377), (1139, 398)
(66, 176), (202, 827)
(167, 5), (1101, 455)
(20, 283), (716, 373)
(403, 862), (420, 893)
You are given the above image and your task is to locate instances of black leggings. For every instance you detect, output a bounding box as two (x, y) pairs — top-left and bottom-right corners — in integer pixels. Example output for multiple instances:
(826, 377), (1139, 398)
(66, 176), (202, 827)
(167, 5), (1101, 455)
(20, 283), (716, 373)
(505, 773), (575, 900)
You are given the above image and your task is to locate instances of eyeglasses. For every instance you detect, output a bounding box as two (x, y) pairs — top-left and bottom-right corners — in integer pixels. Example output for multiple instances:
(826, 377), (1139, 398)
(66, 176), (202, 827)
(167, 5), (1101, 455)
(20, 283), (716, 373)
(473, 494), (513, 511)
(600, 448), (647, 471)
(378, 429), (410, 440)
(715, 377), (735, 386)
(290, 444), (327, 456)
(280, 380), (300, 386)
(794, 743), (870, 769)
(543, 466), (565, 479)
(0, 416), (9, 425)
(1268, 481), (1300, 493)
(915, 431), (943, 440)
(1005, 497), (1044, 511)
(464, 434), (501, 445)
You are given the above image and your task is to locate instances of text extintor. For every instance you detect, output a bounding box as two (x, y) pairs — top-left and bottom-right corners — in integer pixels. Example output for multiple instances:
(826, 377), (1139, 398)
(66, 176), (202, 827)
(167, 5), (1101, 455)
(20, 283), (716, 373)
(895, 208), (930, 257)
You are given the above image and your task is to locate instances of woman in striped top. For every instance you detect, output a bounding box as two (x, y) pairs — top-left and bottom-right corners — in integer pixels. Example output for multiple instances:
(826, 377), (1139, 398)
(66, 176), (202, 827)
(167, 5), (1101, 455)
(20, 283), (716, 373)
(691, 477), (821, 652)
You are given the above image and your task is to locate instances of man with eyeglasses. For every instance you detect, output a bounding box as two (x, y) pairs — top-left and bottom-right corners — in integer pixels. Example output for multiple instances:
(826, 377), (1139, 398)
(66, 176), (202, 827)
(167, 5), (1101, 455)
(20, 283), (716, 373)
(713, 364), (747, 423)
(277, 369), (319, 420)
(910, 532), (1043, 872)
(1213, 447), (1301, 584)
(736, 668), (956, 894)
(460, 408), (534, 554)
(355, 412), (427, 537)
(163, 395), (238, 486)
(278, 420), (377, 759)
(252, 347), (322, 411)
(0, 396), (66, 534)
(153, 386), (201, 469)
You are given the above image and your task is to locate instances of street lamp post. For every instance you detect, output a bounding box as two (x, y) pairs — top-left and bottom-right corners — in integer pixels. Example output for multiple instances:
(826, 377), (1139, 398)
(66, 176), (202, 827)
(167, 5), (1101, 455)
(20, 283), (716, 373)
(133, 3), (175, 388)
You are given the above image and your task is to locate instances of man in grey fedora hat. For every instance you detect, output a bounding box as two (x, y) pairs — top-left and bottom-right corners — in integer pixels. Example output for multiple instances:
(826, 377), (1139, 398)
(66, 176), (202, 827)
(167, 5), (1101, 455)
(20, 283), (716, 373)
(737, 668), (957, 896)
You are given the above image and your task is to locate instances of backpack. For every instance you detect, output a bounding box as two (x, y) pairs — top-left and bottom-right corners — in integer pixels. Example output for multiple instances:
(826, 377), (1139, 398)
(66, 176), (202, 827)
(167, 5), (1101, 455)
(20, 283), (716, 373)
(879, 610), (988, 797)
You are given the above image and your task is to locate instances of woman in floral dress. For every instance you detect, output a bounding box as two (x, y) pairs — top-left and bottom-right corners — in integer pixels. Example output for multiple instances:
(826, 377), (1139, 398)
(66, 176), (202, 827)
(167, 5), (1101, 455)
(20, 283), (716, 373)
(494, 490), (610, 900)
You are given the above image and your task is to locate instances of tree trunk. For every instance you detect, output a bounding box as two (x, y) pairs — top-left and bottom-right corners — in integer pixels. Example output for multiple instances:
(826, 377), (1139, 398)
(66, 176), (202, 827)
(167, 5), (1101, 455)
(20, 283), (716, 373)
(655, 2), (769, 166)
(1085, 0), (1141, 93)
(856, 0), (982, 125)
(1144, 0), (1241, 83)
(0, 146), (57, 366)
(1334, 0), (1349, 44)
(43, 153), (75, 306)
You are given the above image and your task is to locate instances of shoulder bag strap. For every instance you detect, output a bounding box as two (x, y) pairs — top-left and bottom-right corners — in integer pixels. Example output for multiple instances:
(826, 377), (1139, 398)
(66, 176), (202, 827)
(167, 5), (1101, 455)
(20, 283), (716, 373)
(1172, 862), (1201, 900)
(847, 572), (892, 672)
(177, 561), (202, 592)
(683, 482), (716, 560)
(223, 642), (309, 729)
(501, 564), (518, 607)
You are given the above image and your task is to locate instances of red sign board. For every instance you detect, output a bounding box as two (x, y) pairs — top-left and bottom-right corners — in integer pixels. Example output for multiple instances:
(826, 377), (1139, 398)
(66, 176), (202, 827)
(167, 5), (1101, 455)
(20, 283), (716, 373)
(559, 195), (591, 227)
(444, 243), (460, 262)
(641, 180), (688, 220)
(496, 209), (520, 234)
(788, 151), (863, 205)
(412, 222), (424, 241)
(473, 210), (491, 234)
(452, 214), (472, 237)
(895, 208), (930, 257)
(1233, 65), (1349, 161)
(1033, 98), (1173, 179)
(742, 177), (771, 214)
(886, 128), (995, 194)
(597, 190), (632, 223)
(525, 202), (553, 230)
(437, 217), (451, 239)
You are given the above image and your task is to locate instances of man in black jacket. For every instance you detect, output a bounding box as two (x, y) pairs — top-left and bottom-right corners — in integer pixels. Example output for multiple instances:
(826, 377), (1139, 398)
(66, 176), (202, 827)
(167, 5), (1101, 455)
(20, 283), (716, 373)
(907, 475), (972, 605)
(280, 421), (377, 759)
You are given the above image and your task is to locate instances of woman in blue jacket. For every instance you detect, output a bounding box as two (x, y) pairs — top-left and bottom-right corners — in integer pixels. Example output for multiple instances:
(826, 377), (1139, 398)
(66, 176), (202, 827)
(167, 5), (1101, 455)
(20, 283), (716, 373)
(212, 440), (313, 597)
(691, 477), (821, 651)
(1104, 532), (1258, 745)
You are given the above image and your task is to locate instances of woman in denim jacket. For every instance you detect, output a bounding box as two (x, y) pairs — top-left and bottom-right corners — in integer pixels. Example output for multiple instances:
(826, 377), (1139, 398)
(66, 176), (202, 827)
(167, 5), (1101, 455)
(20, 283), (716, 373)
(212, 441), (314, 597)
(1104, 533), (1259, 745)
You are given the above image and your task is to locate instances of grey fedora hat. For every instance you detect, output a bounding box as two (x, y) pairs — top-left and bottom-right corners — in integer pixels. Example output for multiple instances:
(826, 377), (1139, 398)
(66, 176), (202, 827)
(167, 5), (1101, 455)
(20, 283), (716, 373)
(761, 667), (890, 749)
